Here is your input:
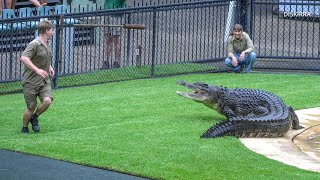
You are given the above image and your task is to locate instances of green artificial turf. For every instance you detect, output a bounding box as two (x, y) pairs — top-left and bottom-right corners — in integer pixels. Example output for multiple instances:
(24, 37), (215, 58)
(0, 73), (320, 179)
(58, 62), (216, 87)
(0, 63), (216, 94)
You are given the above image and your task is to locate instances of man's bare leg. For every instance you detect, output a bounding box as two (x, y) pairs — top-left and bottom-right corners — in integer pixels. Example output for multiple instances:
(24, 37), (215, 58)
(10, 0), (17, 9)
(113, 35), (121, 68)
(101, 33), (113, 69)
(4, 0), (14, 9)
(28, 0), (43, 7)
(23, 108), (35, 127)
(29, 97), (52, 132)
(28, 0), (41, 7)
(34, 97), (52, 117)
(40, 0), (47, 6)
(0, 0), (3, 17)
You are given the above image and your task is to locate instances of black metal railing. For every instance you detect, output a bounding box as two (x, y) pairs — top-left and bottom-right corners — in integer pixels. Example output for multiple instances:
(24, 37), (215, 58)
(0, 0), (319, 94)
(251, 0), (320, 70)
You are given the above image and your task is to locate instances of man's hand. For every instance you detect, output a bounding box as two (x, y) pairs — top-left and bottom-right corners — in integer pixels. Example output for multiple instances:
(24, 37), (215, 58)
(232, 58), (238, 67)
(240, 52), (246, 61)
(49, 67), (55, 77)
(36, 69), (49, 78)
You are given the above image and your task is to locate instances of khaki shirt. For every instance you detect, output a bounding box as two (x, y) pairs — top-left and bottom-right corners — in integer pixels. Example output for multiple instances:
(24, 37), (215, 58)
(226, 32), (254, 54)
(22, 38), (52, 86)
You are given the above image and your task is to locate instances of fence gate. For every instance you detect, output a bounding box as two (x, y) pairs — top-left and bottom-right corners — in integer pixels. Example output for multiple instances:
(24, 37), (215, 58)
(251, 0), (320, 71)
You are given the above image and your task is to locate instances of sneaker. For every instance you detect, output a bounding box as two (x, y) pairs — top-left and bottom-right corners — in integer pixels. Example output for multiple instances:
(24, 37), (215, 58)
(21, 127), (29, 134)
(30, 114), (40, 132)
(112, 61), (120, 68)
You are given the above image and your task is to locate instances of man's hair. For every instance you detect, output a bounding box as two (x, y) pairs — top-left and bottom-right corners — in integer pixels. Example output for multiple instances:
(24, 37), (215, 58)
(229, 24), (243, 36)
(232, 24), (243, 32)
(37, 20), (54, 34)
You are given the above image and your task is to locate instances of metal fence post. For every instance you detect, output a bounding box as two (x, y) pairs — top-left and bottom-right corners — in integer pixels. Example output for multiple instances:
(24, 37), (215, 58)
(151, 9), (157, 78)
(53, 18), (60, 89)
(126, 13), (131, 66)
(9, 27), (13, 80)
(239, 0), (247, 30)
(247, 0), (253, 36)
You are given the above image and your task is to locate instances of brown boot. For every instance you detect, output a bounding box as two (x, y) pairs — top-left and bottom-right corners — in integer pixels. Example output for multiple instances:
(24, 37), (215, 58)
(100, 61), (110, 70)
(113, 61), (120, 68)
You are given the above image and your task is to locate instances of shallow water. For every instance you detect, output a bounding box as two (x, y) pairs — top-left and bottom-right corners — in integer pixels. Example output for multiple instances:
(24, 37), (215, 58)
(293, 124), (320, 161)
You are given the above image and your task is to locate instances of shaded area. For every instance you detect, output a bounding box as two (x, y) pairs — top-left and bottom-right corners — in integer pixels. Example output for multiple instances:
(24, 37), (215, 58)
(0, 150), (149, 180)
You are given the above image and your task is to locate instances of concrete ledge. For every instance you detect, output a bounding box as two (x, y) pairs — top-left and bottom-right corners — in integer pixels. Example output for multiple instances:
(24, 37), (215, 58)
(240, 107), (320, 172)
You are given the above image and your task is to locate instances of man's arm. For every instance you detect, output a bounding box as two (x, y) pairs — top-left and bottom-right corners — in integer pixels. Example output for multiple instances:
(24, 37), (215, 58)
(226, 36), (234, 57)
(239, 33), (254, 61)
(49, 65), (55, 77)
(243, 33), (254, 53)
(21, 56), (49, 78)
(226, 37), (238, 65)
(228, 52), (235, 58)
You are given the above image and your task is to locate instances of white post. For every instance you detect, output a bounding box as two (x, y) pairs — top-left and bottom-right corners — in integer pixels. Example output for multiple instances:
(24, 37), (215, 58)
(224, 1), (236, 42)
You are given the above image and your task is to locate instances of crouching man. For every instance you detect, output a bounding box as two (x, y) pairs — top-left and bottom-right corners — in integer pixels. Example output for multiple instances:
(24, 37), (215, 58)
(225, 24), (257, 73)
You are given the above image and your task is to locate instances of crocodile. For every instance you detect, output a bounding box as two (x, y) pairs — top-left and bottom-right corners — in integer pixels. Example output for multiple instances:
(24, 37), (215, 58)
(176, 80), (303, 138)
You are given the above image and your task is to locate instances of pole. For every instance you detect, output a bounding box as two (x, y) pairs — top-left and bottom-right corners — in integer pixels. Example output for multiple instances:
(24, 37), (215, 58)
(151, 9), (157, 78)
(53, 17), (60, 89)
(224, 1), (236, 42)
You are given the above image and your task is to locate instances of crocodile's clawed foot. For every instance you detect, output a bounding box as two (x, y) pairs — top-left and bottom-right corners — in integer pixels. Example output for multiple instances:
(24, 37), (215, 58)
(293, 125), (304, 130)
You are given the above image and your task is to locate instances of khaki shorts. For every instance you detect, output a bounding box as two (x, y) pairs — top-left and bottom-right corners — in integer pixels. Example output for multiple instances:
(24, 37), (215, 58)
(23, 83), (53, 110)
(104, 16), (122, 35)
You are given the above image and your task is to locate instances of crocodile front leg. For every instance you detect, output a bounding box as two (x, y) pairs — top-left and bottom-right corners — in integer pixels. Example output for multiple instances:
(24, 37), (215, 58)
(222, 106), (236, 119)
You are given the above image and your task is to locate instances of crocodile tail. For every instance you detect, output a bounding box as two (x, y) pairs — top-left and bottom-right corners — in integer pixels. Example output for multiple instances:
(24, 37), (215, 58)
(201, 119), (291, 138)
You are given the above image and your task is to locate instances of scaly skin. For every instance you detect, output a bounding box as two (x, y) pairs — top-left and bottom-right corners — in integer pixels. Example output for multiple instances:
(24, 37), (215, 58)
(176, 80), (303, 138)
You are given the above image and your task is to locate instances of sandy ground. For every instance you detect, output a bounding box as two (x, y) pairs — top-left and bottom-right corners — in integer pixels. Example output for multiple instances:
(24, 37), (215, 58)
(240, 107), (320, 173)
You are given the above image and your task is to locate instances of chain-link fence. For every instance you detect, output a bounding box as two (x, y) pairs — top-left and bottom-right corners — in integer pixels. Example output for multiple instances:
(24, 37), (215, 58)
(251, 0), (320, 71)
(0, 1), (231, 94)
(0, 0), (319, 94)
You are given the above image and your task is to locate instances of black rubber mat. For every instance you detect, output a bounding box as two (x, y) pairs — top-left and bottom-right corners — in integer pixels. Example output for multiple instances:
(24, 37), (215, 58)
(0, 150), (149, 180)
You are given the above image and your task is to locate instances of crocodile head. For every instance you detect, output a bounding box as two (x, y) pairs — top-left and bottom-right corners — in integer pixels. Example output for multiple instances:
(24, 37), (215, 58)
(176, 80), (221, 110)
